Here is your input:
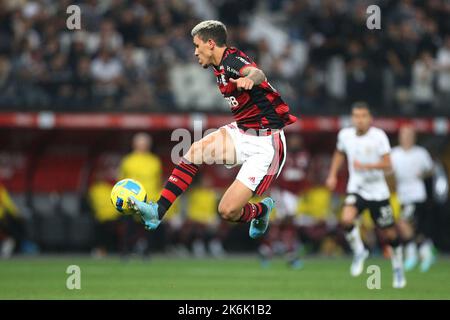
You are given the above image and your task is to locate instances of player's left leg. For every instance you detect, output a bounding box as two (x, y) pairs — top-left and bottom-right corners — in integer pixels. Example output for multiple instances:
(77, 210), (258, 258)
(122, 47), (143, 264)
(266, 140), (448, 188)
(382, 226), (406, 288)
(218, 179), (275, 239)
(370, 200), (406, 288)
(341, 194), (368, 277)
(418, 237), (435, 272)
(216, 129), (285, 239)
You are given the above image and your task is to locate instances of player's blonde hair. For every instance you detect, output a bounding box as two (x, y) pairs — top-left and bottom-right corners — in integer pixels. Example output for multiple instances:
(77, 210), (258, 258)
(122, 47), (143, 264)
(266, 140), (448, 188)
(191, 20), (227, 46)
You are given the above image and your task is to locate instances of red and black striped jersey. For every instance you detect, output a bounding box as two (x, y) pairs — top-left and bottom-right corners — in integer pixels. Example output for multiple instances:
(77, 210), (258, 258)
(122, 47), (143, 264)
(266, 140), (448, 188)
(212, 47), (297, 130)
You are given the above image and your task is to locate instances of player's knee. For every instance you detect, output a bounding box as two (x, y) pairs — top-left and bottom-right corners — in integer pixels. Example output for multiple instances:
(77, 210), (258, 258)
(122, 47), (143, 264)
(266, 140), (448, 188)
(341, 207), (357, 226)
(341, 215), (354, 228)
(191, 141), (202, 154)
(397, 220), (411, 238)
(382, 226), (398, 241)
(218, 203), (238, 221)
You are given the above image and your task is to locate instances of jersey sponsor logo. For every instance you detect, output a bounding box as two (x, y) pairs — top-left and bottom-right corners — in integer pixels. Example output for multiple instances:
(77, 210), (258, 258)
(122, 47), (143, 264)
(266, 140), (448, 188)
(226, 65), (240, 76)
(169, 176), (178, 183)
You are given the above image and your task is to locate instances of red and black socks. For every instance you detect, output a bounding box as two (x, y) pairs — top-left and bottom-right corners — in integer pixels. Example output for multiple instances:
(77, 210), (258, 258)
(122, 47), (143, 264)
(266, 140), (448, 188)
(157, 158), (199, 219)
(237, 202), (268, 223)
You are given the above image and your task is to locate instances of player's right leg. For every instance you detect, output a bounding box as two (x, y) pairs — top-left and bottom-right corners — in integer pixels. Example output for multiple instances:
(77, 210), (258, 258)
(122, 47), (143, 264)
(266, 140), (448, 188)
(130, 128), (236, 230)
(341, 196), (368, 277)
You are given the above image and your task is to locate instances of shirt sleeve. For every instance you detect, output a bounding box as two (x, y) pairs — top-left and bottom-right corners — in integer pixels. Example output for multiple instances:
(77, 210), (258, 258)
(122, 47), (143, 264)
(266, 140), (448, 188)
(336, 130), (346, 152)
(223, 53), (257, 79)
(377, 130), (391, 156)
(390, 148), (398, 170)
(421, 148), (434, 172)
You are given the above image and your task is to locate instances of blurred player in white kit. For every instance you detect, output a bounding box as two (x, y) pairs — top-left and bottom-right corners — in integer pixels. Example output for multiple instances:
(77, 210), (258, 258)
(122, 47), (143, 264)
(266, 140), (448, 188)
(326, 102), (406, 289)
(391, 125), (436, 272)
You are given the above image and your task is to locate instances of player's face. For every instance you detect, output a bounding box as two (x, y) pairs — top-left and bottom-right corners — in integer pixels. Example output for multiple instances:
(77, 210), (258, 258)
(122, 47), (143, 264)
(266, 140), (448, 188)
(399, 126), (415, 149)
(352, 108), (372, 133)
(193, 35), (213, 69)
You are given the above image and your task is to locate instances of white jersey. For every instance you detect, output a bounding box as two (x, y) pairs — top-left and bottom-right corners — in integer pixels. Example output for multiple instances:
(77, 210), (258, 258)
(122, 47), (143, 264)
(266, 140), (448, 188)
(337, 127), (391, 201)
(391, 145), (433, 204)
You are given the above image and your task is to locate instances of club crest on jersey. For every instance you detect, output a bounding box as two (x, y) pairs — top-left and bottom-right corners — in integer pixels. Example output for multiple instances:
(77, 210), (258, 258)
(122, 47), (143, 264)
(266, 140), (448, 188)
(216, 66), (228, 86)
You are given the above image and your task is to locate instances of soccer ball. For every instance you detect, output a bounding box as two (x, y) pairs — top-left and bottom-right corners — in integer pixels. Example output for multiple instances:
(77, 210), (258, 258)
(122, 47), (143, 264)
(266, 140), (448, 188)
(110, 178), (147, 214)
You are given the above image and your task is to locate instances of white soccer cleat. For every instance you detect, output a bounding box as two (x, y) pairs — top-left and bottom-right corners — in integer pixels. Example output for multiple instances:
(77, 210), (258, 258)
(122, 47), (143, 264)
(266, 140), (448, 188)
(350, 249), (369, 277)
(392, 268), (407, 289)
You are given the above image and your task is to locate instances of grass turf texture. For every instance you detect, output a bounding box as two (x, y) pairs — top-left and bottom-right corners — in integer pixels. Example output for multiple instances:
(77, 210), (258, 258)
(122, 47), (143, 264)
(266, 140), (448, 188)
(0, 256), (449, 299)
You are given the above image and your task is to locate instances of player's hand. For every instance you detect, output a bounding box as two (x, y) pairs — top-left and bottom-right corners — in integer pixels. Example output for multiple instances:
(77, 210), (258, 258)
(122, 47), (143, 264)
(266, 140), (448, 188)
(325, 175), (337, 190)
(230, 77), (254, 90)
(353, 160), (367, 171)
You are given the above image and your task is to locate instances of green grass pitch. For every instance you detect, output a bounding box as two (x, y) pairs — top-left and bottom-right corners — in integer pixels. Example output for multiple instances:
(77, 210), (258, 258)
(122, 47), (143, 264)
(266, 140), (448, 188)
(0, 256), (449, 299)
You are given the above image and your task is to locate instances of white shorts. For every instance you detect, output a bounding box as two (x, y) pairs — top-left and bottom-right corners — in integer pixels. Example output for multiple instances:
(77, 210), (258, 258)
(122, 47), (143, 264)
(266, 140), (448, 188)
(222, 122), (287, 195)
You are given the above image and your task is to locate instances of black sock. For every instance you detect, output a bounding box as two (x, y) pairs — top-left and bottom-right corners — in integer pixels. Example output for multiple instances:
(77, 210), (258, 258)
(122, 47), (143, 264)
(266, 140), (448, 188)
(389, 237), (400, 248)
(343, 224), (355, 233)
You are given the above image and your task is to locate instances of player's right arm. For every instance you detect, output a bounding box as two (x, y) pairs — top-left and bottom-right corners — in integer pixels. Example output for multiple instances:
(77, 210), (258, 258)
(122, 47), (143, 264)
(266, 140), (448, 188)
(326, 129), (346, 191)
(384, 148), (397, 192)
(326, 150), (345, 191)
(230, 66), (265, 90)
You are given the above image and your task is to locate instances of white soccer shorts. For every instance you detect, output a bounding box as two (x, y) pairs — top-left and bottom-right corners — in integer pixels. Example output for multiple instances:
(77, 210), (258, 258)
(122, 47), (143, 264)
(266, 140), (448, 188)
(222, 122), (287, 195)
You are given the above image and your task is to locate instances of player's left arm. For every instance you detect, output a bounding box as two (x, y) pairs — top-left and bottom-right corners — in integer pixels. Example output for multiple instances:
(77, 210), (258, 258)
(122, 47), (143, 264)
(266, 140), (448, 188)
(354, 153), (392, 171)
(230, 66), (266, 90)
(421, 148), (435, 176)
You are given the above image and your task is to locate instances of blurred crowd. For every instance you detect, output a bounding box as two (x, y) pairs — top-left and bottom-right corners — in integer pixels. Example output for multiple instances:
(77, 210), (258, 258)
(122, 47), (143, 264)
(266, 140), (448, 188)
(0, 0), (449, 115)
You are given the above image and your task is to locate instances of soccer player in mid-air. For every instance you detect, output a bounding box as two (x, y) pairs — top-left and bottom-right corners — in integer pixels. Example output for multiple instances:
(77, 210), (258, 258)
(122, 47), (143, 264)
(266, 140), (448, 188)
(129, 20), (297, 239)
(326, 102), (406, 288)
(391, 125), (435, 272)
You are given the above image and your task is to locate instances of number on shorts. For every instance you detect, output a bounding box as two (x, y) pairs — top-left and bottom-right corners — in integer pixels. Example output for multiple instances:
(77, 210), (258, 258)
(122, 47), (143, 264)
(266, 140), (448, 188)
(377, 205), (394, 227)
